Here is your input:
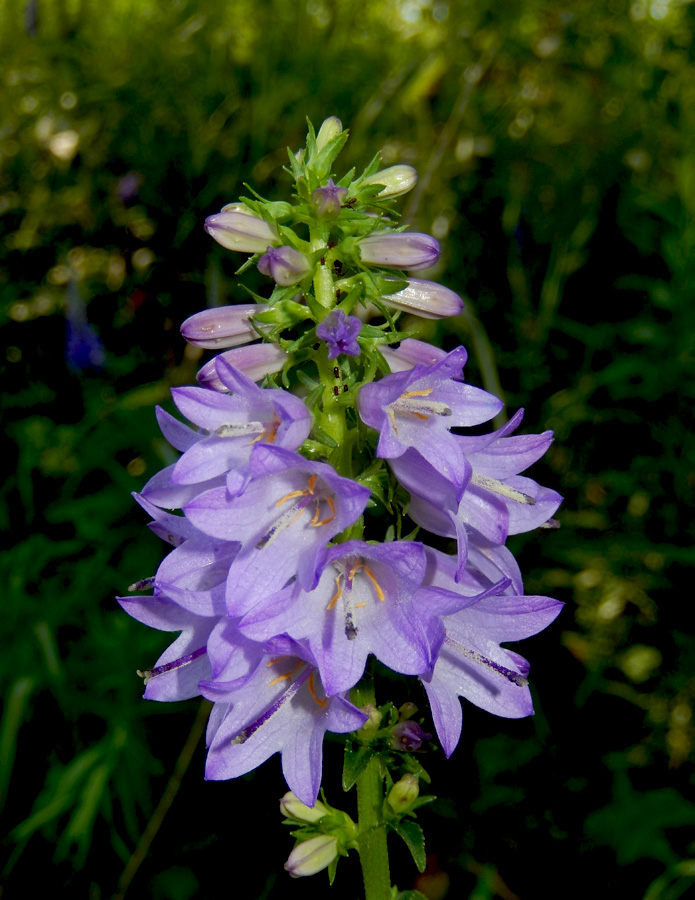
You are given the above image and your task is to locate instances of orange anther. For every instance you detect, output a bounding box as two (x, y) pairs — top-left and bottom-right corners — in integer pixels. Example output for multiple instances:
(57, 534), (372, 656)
(308, 672), (326, 708)
(402, 388), (433, 399)
(363, 564), (386, 602)
(327, 575), (343, 610)
(311, 496), (335, 527)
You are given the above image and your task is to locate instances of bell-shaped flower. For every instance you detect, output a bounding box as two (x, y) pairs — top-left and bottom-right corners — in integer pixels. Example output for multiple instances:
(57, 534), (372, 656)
(117, 591), (221, 702)
(312, 178), (348, 219)
(381, 277), (463, 319)
(258, 245), (311, 286)
(363, 165), (418, 199)
(358, 347), (501, 492)
(181, 304), (271, 350)
(196, 343), (288, 389)
(392, 409), (562, 576)
(204, 209), (279, 254)
(417, 549), (563, 757)
(153, 534), (241, 617)
(167, 359), (313, 487)
(201, 635), (366, 806)
(184, 445), (371, 616)
(359, 232), (440, 271)
(238, 540), (433, 695)
(316, 309), (361, 359)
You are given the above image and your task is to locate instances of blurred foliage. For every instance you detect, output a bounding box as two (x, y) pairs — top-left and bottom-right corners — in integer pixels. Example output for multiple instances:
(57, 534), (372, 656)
(1, 0), (694, 897)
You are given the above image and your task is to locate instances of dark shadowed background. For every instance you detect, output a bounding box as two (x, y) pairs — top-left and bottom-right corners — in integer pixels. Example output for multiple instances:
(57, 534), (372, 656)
(2, 1), (694, 898)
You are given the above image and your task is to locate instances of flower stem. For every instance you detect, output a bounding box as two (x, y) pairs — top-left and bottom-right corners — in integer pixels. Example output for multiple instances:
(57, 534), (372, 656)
(356, 756), (392, 900)
(353, 676), (392, 900)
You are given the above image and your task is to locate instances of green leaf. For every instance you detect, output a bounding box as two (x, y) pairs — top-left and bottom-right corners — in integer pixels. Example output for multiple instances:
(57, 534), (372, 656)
(342, 741), (376, 792)
(396, 892), (429, 900)
(392, 819), (427, 873)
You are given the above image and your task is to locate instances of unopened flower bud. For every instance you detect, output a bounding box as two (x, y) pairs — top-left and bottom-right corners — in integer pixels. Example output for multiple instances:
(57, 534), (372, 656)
(180, 304), (270, 349)
(204, 210), (279, 254)
(356, 703), (383, 742)
(312, 179), (348, 219)
(381, 277), (463, 320)
(380, 338), (450, 373)
(398, 701), (419, 720)
(359, 232), (440, 271)
(316, 116), (343, 151)
(389, 720), (431, 752)
(285, 834), (339, 878)
(364, 165), (418, 199)
(258, 245), (311, 286)
(197, 343), (288, 389)
(280, 791), (329, 824)
(386, 774), (420, 814)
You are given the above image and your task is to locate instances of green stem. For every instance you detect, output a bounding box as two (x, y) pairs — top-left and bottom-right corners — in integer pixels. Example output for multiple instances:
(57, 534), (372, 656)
(356, 756), (392, 900)
(309, 223), (334, 309)
(352, 677), (392, 900)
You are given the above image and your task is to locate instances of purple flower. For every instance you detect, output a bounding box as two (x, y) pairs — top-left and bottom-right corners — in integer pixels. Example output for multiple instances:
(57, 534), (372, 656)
(167, 359), (313, 487)
(379, 338), (450, 374)
(65, 280), (105, 373)
(201, 635), (366, 806)
(196, 343), (288, 389)
(312, 178), (348, 219)
(359, 232), (440, 271)
(417, 548), (563, 757)
(381, 277), (463, 319)
(181, 304), (271, 350)
(238, 540), (433, 695)
(316, 309), (362, 359)
(205, 209), (279, 254)
(117, 592), (220, 702)
(258, 246), (311, 286)
(358, 347), (502, 491)
(390, 409), (563, 575)
(184, 446), (371, 616)
(389, 721), (431, 752)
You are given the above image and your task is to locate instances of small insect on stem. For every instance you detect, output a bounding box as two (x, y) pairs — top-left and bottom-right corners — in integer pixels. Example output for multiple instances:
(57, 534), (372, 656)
(333, 385), (340, 396)
(320, 256), (325, 266)
(342, 198), (357, 208)
(333, 367), (340, 378)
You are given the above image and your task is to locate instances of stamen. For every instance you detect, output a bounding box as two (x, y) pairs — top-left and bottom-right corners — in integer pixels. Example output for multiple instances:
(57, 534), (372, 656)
(250, 412), (281, 445)
(137, 646), (207, 684)
(307, 475), (318, 494)
(268, 659), (302, 687)
(362, 563), (385, 602)
(540, 517), (560, 529)
(128, 576), (155, 591)
(276, 488), (308, 506)
(402, 388), (433, 399)
(311, 496), (335, 527)
(327, 575), (343, 610)
(444, 636), (528, 687)
(470, 472), (536, 505)
(307, 672), (326, 708)
(347, 559), (361, 583)
(215, 421), (265, 438)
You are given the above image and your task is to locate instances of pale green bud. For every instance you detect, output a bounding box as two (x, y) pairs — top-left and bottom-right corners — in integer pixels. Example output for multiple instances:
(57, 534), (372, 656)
(285, 834), (339, 878)
(364, 165), (418, 198)
(316, 116), (343, 151)
(386, 774), (420, 814)
(280, 791), (329, 824)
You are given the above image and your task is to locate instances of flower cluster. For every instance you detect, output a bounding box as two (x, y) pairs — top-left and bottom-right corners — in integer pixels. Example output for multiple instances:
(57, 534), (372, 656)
(121, 118), (562, 810)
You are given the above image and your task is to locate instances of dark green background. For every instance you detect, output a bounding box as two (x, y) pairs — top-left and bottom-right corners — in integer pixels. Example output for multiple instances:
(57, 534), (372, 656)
(2, 1), (694, 897)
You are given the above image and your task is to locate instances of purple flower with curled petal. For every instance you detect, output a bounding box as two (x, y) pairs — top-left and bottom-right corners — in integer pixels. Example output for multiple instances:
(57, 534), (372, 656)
(181, 304), (271, 350)
(201, 635), (367, 806)
(358, 347), (501, 492)
(359, 232), (440, 271)
(379, 338), (450, 374)
(168, 359), (313, 487)
(316, 309), (362, 359)
(239, 539), (433, 695)
(197, 343), (288, 389)
(416, 548), (563, 757)
(390, 721), (431, 752)
(312, 178), (348, 219)
(205, 209), (279, 254)
(117, 592), (220, 702)
(390, 408), (563, 576)
(184, 445), (371, 617)
(258, 245), (311, 286)
(381, 277), (463, 319)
